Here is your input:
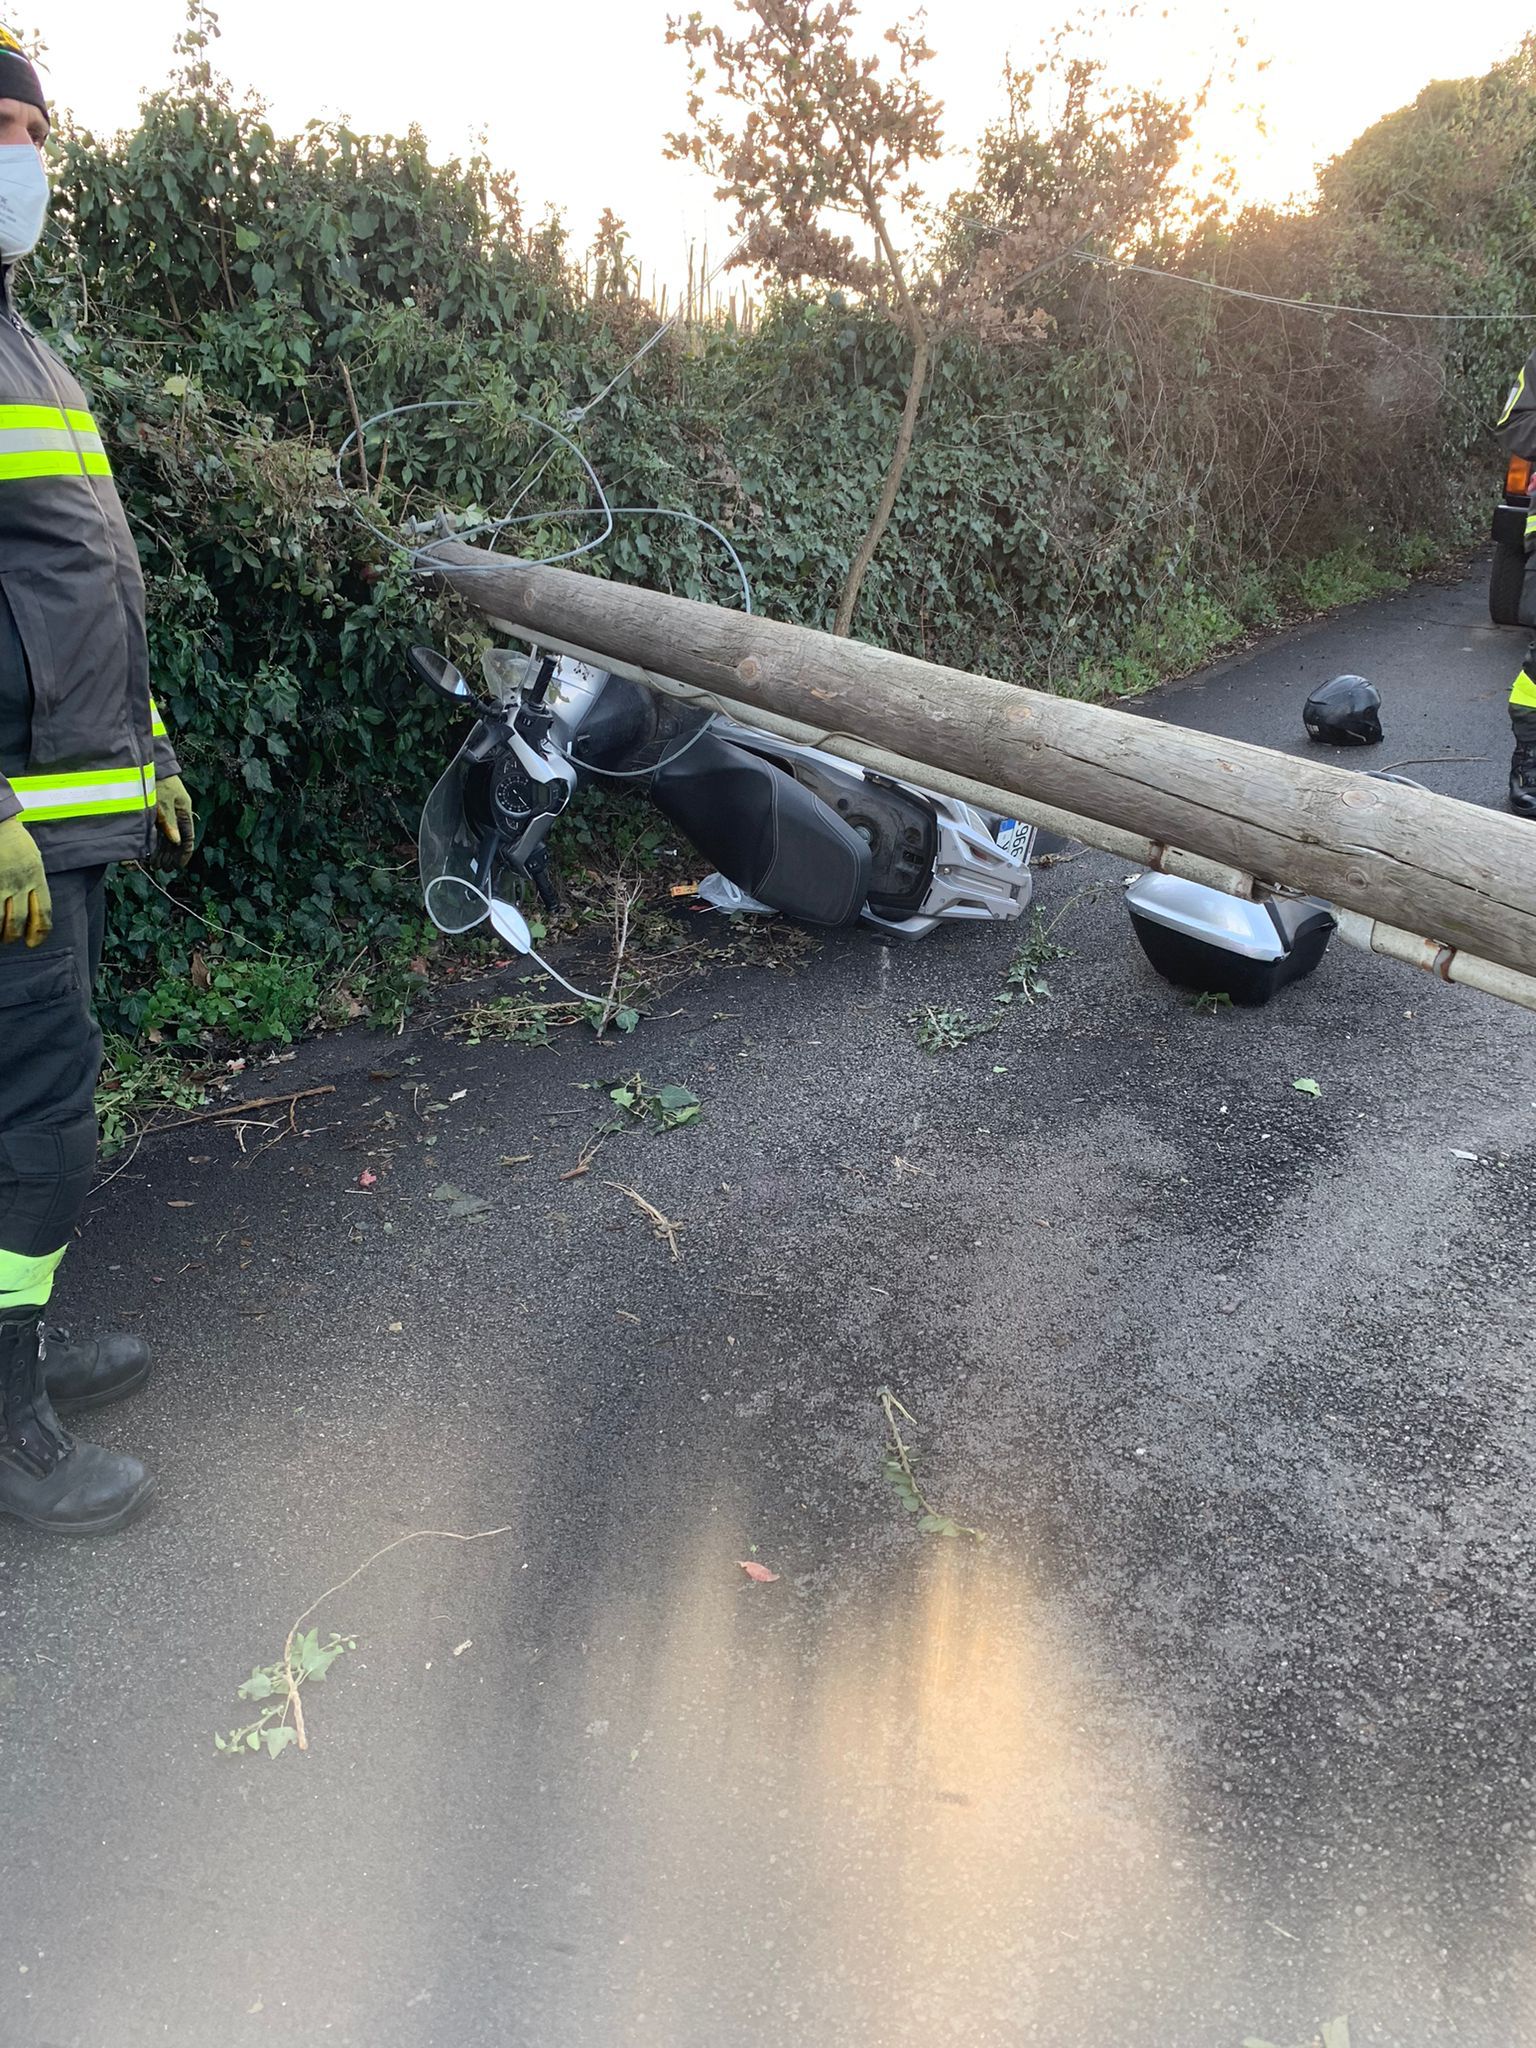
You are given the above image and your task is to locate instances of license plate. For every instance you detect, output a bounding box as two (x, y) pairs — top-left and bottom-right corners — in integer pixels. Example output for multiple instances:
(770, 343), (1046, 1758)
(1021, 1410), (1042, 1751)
(993, 818), (1031, 864)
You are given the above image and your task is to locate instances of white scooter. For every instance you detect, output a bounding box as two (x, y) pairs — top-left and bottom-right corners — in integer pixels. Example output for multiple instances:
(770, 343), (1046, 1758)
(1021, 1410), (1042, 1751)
(413, 642), (1034, 950)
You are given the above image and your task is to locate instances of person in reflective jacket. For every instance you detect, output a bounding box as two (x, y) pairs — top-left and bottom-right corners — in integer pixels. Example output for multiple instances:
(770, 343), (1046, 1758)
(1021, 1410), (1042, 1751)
(1498, 346), (1536, 818)
(0, 26), (196, 1534)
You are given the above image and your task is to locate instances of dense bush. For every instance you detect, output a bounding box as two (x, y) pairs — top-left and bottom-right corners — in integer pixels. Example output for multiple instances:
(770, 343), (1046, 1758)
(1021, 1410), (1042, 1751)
(19, 10), (1535, 1027)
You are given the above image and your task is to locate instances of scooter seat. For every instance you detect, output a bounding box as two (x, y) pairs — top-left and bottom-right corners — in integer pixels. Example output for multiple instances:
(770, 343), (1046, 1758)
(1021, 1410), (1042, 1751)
(650, 730), (872, 926)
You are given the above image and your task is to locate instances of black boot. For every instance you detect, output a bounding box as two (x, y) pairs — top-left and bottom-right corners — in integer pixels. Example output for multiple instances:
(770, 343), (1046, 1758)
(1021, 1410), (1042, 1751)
(42, 1324), (152, 1414)
(1510, 738), (1536, 819)
(0, 1316), (156, 1535)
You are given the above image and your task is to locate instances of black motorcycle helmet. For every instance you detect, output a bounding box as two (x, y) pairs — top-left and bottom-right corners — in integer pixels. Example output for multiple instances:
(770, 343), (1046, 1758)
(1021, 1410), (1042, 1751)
(1303, 674), (1382, 746)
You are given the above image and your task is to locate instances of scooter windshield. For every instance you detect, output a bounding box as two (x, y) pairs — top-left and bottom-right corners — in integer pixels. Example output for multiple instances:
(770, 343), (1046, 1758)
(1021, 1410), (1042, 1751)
(418, 744), (492, 934)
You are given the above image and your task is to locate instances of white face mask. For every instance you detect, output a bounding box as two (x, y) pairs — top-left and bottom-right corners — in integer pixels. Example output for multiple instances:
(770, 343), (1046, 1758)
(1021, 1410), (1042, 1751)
(0, 143), (48, 263)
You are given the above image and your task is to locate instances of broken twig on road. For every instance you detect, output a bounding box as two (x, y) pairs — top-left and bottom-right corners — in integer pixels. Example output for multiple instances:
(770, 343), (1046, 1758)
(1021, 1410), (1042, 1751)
(143, 1085), (336, 1138)
(216, 1524), (514, 1758)
(605, 1180), (683, 1260)
(596, 877), (643, 1037)
(279, 1524), (513, 1752)
(879, 1388), (983, 1543)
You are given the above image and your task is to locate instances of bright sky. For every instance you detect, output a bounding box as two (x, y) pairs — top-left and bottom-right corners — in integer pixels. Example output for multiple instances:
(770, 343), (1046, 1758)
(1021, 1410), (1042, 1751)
(18, 0), (1527, 293)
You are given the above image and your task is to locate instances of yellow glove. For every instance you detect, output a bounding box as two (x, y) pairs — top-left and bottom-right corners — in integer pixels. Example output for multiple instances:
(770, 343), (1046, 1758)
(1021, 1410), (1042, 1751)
(0, 812), (51, 946)
(154, 774), (196, 870)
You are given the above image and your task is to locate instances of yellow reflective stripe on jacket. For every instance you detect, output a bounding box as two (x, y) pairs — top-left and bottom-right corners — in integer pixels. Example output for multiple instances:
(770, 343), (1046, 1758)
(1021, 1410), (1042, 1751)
(1526, 512), (1536, 541)
(9, 763), (155, 822)
(0, 403), (75, 430)
(0, 448), (90, 481)
(1500, 367), (1527, 428)
(1510, 669), (1536, 711)
(0, 402), (112, 481)
(149, 696), (168, 739)
(0, 402), (105, 434)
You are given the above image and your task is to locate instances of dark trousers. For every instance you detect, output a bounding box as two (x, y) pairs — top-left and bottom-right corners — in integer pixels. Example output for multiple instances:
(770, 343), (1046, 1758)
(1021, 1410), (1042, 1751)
(0, 865), (105, 1303)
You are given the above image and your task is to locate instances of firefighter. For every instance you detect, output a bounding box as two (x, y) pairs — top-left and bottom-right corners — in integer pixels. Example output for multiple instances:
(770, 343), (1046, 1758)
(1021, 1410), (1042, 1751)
(1498, 345), (1536, 818)
(0, 25), (195, 1533)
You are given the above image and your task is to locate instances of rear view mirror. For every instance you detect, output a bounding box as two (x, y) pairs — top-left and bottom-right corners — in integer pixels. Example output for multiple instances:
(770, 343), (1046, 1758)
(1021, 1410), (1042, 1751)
(408, 646), (474, 702)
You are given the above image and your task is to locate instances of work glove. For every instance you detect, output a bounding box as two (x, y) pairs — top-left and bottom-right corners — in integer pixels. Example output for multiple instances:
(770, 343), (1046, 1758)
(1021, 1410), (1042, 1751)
(153, 774), (197, 871)
(0, 811), (51, 946)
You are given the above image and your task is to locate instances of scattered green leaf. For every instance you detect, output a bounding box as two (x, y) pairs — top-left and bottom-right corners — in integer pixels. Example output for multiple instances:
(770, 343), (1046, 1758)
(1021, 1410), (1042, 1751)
(95, 1034), (209, 1156)
(909, 1006), (996, 1053)
(580, 1074), (703, 1134)
(878, 1388), (983, 1542)
(217, 1633), (356, 1760)
(1002, 908), (1072, 1006)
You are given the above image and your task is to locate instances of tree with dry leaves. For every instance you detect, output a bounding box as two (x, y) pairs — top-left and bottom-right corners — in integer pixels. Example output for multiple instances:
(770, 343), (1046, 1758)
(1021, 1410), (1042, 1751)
(667, 0), (942, 637)
(936, 11), (1240, 344)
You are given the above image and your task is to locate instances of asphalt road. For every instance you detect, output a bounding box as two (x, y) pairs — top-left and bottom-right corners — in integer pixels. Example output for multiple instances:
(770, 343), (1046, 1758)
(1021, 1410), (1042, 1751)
(1, 569), (1532, 2048)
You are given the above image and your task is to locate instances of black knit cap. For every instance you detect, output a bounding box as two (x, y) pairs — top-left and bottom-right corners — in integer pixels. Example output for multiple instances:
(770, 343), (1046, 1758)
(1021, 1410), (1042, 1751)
(0, 25), (48, 129)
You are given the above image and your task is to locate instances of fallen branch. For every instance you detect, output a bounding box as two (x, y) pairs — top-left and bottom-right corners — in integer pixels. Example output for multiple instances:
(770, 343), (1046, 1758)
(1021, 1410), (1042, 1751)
(597, 878), (642, 1036)
(605, 1179), (682, 1260)
(879, 1387), (983, 1543)
(280, 1523), (513, 1751)
(560, 1133), (607, 1182)
(143, 1085), (336, 1137)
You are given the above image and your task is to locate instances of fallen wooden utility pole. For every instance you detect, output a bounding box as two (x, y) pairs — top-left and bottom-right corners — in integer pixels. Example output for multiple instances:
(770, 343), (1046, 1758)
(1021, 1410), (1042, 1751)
(429, 542), (1536, 991)
(469, 628), (1536, 1014)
